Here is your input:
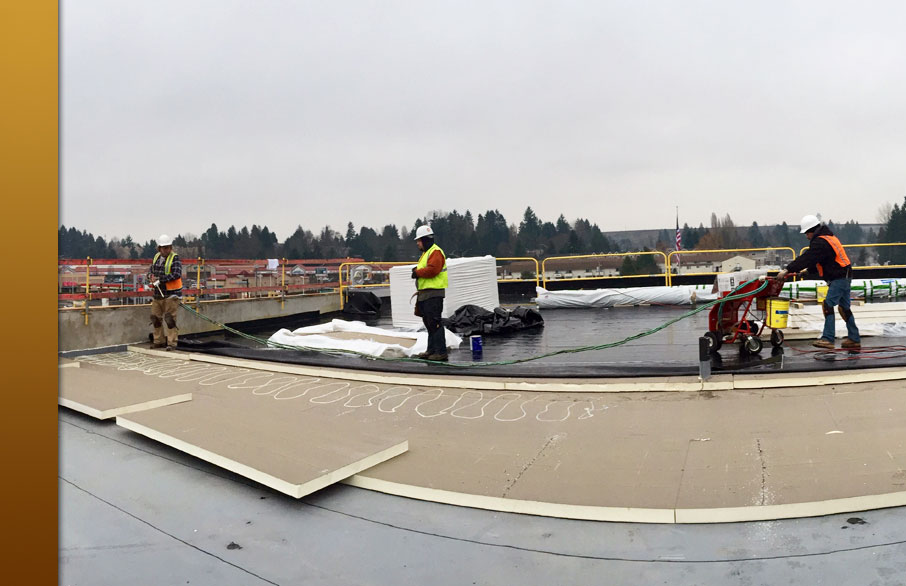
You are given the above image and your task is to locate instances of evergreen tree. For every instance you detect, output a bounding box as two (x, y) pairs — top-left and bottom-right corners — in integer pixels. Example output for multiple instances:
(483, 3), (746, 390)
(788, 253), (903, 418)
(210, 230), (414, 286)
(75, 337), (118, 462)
(565, 230), (581, 254)
(879, 196), (906, 264)
(201, 223), (222, 257)
(518, 207), (542, 251)
(475, 210), (510, 256)
(356, 226), (378, 260)
(225, 226), (238, 257)
(636, 248), (660, 274)
(259, 226), (278, 257)
(681, 223), (701, 250)
(747, 222), (765, 247)
(140, 240), (158, 258)
(619, 256), (637, 276)
(771, 222), (793, 248)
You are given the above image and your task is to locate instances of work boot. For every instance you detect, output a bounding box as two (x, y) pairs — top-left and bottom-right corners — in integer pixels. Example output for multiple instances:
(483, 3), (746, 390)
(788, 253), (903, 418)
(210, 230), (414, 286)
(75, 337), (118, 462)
(811, 338), (835, 349)
(427, 353), (448, 362)
(841, 338), (861, 349)
(151, 342), (166, 349)
(414, 352), (431, 359)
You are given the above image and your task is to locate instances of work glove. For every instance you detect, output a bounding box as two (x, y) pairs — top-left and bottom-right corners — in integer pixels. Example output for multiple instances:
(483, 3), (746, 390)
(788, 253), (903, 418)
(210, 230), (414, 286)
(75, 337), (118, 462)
(776, 269), (788, 280)
(411, 267), (418, 279)
(152, 279), (161, 288)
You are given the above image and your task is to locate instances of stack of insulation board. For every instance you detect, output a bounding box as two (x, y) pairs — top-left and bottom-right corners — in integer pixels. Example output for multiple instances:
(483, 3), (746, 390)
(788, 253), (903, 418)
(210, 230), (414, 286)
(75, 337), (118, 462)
(390, 256), (500, 328)
(781, 278), (906, 300)
(780, 301), (906, 339)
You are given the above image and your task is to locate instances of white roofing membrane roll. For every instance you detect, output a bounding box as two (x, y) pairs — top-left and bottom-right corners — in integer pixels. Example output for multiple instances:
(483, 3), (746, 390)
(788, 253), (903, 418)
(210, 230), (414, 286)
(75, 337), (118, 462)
(535, 285), (719, 309)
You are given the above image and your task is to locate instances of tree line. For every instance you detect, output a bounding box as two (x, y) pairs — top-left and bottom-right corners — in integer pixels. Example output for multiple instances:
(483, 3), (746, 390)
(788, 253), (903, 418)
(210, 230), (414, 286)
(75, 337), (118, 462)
(59, 198), (906, 262)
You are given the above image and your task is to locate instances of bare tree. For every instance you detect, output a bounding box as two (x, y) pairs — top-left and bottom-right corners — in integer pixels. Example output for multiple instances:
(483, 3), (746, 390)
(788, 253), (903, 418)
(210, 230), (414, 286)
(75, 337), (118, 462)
(878, 202), (894, 225)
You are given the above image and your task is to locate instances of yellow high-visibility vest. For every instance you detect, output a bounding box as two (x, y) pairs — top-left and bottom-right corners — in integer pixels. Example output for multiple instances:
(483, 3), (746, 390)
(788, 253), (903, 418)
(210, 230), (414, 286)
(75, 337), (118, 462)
(416, 244), (447, 290)
(152, 251), (183, 290)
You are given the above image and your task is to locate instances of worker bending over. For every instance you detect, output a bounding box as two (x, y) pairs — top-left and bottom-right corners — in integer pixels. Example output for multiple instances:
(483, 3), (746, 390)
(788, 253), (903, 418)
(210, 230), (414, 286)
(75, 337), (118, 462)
(778, 215), (860, 349)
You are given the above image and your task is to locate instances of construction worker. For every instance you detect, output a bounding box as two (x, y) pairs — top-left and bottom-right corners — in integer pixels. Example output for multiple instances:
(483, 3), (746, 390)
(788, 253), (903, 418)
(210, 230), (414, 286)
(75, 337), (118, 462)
(411, 225), (448, 361)
(147, 234), (182, 350)
(777, 215), (860, 349)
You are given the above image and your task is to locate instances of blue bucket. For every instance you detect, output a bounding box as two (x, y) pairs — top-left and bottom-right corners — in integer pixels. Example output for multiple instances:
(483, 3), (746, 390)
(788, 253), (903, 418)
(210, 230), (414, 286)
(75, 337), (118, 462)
(470, 335), (483, 355)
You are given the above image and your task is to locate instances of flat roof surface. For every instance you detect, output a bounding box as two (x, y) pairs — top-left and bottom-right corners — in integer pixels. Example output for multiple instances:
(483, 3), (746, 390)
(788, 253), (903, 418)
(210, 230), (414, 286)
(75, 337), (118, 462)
(61, 408), (906, 585)
(60, 302), (906, 584)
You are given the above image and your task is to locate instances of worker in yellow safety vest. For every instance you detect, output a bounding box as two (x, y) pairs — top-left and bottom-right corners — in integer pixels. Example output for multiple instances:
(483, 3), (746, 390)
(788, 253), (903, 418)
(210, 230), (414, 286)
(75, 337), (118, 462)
(411, 225), (448, 361)
(147, 234), (183, 350)
(778, 214), (860, 350)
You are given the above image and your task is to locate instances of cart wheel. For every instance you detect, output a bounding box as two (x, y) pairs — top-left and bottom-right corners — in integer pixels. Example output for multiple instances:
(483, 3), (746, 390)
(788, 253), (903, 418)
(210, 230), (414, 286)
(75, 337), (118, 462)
(770, 329), (784, 347)
(704, 331), (722, 353)
(743, 335), (763, 355)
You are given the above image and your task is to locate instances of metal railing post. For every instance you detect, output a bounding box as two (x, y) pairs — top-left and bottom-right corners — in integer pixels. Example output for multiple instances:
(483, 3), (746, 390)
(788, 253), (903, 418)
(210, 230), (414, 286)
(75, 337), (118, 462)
(196, 257), (203, 310)
(84, 256), (92, 325)
(281, 257), (286, 309)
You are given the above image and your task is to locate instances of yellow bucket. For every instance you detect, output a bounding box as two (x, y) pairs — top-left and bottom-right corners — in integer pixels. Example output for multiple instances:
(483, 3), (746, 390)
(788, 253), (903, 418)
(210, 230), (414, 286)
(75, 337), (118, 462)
(817, 285), (828, 303)
(766, 298), (790, 329)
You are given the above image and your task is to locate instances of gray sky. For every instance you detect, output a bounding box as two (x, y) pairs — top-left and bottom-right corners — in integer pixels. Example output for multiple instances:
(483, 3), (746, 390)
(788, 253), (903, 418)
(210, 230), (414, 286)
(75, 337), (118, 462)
(62, 0), (906, 244)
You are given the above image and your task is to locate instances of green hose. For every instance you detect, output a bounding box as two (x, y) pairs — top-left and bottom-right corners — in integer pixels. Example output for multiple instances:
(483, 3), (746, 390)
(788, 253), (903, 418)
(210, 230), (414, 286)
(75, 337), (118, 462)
(175, 279), (769, 368)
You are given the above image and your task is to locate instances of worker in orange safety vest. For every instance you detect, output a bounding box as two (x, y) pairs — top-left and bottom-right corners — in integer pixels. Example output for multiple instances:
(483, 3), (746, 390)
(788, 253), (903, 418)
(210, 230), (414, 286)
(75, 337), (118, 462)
(147, 234), (183, 350)
(777, 214), (860, 350)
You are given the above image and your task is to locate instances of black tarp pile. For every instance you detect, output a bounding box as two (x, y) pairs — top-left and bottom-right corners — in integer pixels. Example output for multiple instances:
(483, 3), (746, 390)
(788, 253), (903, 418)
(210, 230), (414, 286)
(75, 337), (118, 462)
(442, 305), (544, 336)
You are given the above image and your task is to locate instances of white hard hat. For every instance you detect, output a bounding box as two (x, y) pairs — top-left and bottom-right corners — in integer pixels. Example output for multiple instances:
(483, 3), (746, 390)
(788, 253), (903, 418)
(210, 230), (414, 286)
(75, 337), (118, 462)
(414, 225), (434, 240)
(157, 234), (174, 246)
(799, 214), (821, 234)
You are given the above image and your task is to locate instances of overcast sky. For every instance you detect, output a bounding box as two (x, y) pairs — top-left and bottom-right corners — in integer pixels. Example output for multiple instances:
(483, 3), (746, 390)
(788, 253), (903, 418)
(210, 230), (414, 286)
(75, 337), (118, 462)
(61, 0), (906, 243)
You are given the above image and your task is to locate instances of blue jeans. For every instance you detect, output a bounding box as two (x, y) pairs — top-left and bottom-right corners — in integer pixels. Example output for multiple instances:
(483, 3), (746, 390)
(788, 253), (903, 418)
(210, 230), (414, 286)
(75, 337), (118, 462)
(822, 278), (860, 343)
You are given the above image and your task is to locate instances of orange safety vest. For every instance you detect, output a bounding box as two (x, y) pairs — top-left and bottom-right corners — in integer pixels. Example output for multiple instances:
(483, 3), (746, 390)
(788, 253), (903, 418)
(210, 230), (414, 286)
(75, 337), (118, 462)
(815, 235), (851, 277)
(153, 252), (183, 290)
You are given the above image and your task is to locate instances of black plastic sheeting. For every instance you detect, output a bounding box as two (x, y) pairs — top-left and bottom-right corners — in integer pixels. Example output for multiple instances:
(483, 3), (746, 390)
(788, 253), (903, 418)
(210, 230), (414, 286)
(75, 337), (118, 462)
(342, 291), (382, 317)
(174, 336), (906, 379)
(170, 304), (906, 379)
(442, 305), (544, 337)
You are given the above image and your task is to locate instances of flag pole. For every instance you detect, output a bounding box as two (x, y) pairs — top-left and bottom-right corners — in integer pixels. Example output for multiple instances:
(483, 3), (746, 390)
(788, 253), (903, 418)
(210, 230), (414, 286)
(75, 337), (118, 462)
(675, 206), (681, 272)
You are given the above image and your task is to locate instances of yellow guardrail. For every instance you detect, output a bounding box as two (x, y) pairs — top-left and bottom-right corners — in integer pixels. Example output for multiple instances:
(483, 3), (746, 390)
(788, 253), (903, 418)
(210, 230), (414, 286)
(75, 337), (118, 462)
(496, 257), (540, 288)
(268, 241), (906, 313)
(541, 251), (670, 288)
(798, 242), (906, 270)
(666, 247), (797, 286)
(338, 261), (412, 310)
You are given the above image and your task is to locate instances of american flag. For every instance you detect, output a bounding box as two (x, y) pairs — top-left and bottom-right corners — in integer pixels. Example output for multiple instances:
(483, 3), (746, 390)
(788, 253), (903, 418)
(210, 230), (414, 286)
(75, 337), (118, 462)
(675, 214), (682, 266)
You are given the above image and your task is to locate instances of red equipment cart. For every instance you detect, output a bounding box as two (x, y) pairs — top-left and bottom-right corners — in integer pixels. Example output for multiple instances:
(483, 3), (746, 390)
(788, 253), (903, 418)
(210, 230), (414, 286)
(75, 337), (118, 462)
(704, 275), (789, 355)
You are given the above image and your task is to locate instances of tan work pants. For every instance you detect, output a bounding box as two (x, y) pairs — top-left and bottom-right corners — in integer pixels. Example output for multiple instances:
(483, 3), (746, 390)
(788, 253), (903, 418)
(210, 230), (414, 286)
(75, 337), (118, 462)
(151, 296), (180, 347)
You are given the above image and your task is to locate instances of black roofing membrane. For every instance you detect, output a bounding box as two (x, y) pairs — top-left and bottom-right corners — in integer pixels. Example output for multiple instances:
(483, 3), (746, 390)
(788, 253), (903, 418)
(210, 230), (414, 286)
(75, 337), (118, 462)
(179, 305), (906, 378)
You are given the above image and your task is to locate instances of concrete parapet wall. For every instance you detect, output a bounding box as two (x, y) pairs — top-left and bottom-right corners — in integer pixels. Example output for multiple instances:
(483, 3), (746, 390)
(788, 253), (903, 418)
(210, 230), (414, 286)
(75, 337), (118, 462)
(59, 293), (340, 352)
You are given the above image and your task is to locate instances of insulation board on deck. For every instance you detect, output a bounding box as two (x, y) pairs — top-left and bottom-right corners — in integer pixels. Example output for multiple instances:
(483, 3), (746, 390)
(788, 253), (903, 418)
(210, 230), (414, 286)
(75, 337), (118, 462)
(116, 393), (408, 499)
(59, 363), (192, 419)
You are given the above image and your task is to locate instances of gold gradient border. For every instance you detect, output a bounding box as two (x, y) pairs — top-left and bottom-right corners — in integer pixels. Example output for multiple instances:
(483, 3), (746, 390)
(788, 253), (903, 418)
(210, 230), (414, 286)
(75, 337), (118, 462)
(0, 1), (58, 582)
